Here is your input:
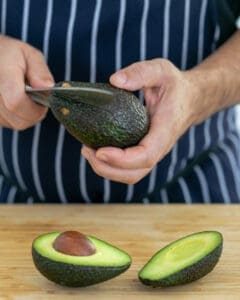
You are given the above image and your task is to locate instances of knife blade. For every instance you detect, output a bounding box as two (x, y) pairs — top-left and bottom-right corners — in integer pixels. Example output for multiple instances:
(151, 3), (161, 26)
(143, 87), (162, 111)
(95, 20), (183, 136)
(26, 85), (114, 107)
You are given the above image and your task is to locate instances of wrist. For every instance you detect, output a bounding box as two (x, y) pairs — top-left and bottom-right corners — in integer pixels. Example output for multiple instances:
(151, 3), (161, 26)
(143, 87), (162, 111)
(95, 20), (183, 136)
(184, 67), (226, 125)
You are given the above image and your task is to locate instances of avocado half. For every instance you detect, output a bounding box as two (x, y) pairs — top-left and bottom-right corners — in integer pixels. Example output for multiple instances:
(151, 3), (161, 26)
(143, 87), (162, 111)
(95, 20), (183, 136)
(32, 232), (132, 287)
(49, 81), (149, 149)
(138, 231), (223, 287)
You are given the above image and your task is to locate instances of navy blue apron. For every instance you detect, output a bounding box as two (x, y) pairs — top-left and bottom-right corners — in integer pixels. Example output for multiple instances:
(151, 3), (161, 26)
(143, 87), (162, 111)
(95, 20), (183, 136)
(0, 0), (239, 203)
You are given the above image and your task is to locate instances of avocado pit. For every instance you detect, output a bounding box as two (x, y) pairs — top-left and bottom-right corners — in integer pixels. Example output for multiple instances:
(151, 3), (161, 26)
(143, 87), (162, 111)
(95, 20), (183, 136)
(53, 231), (96, 256)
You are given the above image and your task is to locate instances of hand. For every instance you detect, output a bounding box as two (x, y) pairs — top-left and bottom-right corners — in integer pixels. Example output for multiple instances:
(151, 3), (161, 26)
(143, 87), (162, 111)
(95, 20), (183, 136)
(81, 59), (199, 184)
(0, 35), (54, 130)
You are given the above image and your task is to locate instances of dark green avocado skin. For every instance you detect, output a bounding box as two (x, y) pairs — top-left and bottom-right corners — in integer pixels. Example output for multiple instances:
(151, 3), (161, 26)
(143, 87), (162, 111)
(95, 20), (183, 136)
(50, 81), (149, 149)
(139, 244), (222, 287)
(32, 248), (131, 287)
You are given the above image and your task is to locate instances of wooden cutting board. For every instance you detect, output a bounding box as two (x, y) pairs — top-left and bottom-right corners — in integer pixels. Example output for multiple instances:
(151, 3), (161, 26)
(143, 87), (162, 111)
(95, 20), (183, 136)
(0, 204), (239, 300)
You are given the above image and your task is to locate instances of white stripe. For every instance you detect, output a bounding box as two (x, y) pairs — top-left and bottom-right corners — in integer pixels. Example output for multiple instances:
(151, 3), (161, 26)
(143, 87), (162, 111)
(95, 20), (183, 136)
(218, 142), (240, 198)
(115, 0), (126, 70)
(1, 0), (7, 34)
(31, 124), (45, 200)
(178, 177), (192, 204)
(6, 186), (17, 204)
(43, 0), (53, 59)
(80, 155), (91, 203)
(0, 175), (3, 195)
(140, 0), (149, 61)
(181, 0), (190, 70)
(209, 153), (230, 204)
(103, 179), (110, 203)
(55, 126), (67, 203)
(0, 128), (10, 177)
(211, 24), (220, 52)
(125, 184), (134, 202)
(142, 197), (149, 204)
(217, 111), (225, 142)
(203, 118), (211, 149)
(65, 0), (77, 80)
(167, 144), (178, 181)
(147, 165), (157, 194)
(162, 0), (171, 59)
(90, 0), (102, 82)
(188, 126), (195, 158)
(12, 132), (26, 190)
(55, 0), (78, 203)
(21, 0), (30, 42)
(193, 165), (210, 203)
(27, 196), (33, 204)
(228, 133), (240, 164)
(139, 90), (144, 104)
(160, 189), (169, 204)
(198, 0), (208, 63)
(31, 0), (53, 202)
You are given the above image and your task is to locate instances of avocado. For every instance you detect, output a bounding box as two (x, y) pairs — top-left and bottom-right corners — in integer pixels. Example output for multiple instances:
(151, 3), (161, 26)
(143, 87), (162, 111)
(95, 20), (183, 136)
(49, 81), (149, 149)
(138, 231), (223, 287)
(32, 231), (132, 287)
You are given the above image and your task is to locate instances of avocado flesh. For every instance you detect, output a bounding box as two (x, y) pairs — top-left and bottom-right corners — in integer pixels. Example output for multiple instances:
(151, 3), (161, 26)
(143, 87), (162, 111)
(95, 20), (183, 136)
(50, 82), (149, 149)
(32, 232), (131, 287)
(139, 231), (223, 287)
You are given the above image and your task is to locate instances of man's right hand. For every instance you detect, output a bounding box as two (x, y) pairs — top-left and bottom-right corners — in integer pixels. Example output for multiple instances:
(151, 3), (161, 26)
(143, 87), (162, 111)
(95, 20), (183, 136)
(0, 35), (54, 130)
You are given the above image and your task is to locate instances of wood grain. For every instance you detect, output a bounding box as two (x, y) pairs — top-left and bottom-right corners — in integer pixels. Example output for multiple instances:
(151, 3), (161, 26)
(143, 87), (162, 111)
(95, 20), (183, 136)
(0, 204), (239, 300)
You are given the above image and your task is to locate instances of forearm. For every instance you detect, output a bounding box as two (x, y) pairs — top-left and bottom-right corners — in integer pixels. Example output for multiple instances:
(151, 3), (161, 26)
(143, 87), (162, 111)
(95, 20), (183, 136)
(185, 30), (240, 124)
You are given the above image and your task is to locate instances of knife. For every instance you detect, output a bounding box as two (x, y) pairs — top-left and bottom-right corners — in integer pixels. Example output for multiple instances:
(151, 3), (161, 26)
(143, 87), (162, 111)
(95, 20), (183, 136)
(25, 84), (114, 107)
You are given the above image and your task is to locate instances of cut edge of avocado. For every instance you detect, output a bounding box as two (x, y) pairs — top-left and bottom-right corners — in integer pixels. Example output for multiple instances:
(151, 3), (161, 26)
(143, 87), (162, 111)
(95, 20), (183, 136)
(138, 231), (223, 287)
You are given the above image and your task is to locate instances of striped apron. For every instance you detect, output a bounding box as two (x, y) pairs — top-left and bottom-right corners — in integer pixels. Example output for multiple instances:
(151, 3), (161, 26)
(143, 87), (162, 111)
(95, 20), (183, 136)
(0, 0), (239, 204)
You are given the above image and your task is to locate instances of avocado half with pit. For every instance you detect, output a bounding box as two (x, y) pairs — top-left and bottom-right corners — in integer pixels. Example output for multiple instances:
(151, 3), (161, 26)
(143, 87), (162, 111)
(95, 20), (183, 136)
(138, 231), (223, 287)
(32, 231), (132, 287)
(50, 81), (149, 149)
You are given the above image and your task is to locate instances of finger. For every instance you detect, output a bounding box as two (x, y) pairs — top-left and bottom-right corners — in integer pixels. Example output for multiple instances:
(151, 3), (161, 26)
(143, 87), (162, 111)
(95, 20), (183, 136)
(0, 65), (48, 122)
(110, 59), (168, 91)
(82, 146), (150, 184)
(93, 111), (175, 170)
(24, 46), (54, 88)
(0, 96), (46, 130)
(0, 112), (12, 128)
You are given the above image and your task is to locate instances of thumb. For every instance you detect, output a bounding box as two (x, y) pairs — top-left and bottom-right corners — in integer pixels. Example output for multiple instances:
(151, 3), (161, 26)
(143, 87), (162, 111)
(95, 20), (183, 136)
(110, 59), (166, 91)
(24, 46), (54, 88)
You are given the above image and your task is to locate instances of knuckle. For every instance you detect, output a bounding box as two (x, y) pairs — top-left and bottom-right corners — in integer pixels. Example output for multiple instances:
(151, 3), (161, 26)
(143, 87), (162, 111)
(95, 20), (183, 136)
(9, 120), (29, 130)
(4, 98), (22, 113)
(144, 155), (155, 168)
(123, 175), (139, 185)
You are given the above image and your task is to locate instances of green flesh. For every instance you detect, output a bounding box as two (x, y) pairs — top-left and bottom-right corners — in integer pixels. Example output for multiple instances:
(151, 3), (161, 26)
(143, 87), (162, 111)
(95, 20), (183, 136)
(139, 231), (223, 287)
(32, 232), (131, 287)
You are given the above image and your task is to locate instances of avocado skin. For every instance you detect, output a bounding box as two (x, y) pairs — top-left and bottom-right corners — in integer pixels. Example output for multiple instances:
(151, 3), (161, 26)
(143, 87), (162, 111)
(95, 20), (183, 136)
(139, 243), (222, 287)
(50, 81), (149, 149)
(32, 248), (131, 287)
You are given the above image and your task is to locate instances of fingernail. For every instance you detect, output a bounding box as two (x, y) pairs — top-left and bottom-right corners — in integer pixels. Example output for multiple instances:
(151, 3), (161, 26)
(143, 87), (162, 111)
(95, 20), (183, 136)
(112, 72), (127, 85)
(45, 79), (55, 87)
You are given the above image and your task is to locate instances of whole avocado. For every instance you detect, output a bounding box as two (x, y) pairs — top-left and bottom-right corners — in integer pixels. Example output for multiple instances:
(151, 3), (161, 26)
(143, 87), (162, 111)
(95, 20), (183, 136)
(50, 81), (149, 149)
